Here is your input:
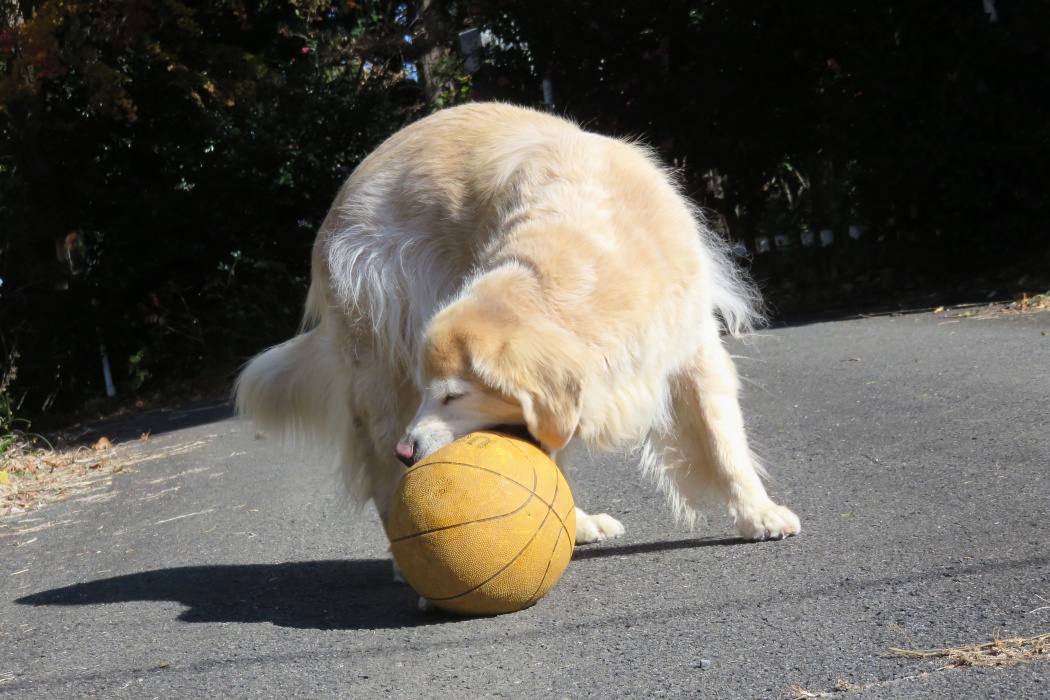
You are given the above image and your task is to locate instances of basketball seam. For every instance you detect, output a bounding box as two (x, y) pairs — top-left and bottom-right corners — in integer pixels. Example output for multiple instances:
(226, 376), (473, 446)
(508, 449), (567, 608)
(522, 510), (571, 608)
(426, 489), (557, 603)
(389, 490), (536, 544)
(404, 460), (535, 494)
(404, 454), (574, 544)
(388, 461), (539, 543)
(500, 437), (575, 541)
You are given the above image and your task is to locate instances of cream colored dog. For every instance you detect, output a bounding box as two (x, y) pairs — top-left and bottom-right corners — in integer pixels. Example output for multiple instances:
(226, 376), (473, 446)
(236, 103), (799, 552)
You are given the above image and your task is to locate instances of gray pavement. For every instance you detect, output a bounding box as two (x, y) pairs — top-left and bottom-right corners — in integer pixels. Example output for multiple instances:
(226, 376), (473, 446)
(2, 309), (1048, 699)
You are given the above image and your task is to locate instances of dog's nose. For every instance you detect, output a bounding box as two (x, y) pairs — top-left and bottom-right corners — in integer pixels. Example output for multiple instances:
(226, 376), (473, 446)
(395, 440), (416, 467)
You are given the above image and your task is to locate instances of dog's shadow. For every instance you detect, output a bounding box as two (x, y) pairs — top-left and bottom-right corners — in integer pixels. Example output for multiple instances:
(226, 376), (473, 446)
(572, 536), (755, 561)
(17, 539), (752, 629)
(15, 559), (446, 630)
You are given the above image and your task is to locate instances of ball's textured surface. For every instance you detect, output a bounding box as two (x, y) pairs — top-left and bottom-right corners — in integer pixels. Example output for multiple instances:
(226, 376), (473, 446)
(388, 431), (576, 615)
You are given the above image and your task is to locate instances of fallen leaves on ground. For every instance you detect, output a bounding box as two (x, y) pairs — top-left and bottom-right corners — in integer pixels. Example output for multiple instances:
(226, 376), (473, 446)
(1010, 290), (1050, 312)
(889, 631), (1050, 668)
(0, 438), (124, 517)
(1, 435), (209, 518)
(789, 629), (1050, 698)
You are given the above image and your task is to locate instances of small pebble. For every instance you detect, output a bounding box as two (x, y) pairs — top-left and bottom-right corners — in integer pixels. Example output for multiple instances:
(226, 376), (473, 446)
(699, 659), (711, 669)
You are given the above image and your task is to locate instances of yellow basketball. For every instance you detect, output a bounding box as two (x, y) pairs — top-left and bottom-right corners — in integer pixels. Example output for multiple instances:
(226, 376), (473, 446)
(388, 431), (576, 615)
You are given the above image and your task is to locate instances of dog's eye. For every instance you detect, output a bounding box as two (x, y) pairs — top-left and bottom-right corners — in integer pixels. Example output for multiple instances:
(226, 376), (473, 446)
(442, 393), (464, 406)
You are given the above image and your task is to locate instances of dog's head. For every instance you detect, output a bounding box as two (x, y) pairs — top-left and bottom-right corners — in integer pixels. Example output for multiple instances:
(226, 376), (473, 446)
(395, 292), (585, 465)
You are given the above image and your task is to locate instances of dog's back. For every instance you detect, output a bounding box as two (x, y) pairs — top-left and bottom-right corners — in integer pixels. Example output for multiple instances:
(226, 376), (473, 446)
(316, 103), (759, 372)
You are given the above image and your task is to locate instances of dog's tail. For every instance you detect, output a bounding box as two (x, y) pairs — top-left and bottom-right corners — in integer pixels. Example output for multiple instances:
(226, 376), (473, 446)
(700, 229), (766, 337)
(680, 199), (766, 337)
(234, 285), (350, 462)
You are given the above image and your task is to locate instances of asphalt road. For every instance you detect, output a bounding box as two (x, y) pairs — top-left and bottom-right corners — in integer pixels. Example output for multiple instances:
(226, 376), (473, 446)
(3, 309), (1048, 699)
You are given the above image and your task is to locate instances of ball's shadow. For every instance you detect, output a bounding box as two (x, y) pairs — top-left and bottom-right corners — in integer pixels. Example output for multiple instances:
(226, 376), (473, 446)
(16, 559), (458, 630)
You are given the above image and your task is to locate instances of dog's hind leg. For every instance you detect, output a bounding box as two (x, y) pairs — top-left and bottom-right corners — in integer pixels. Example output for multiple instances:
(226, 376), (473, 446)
(658, 341), (800, 540)
(342, 354), (416, 532)
(345, 420), (410, 583)
(342, 354), (420, 582)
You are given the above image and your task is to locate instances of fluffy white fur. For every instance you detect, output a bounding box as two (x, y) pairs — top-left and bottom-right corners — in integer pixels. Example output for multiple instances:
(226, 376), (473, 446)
(235, 103), (799, 551)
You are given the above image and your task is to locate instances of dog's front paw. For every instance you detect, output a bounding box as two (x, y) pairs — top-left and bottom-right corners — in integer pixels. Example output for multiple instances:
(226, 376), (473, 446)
(735, 503), (801, 540)
(575, 507), (625, 544)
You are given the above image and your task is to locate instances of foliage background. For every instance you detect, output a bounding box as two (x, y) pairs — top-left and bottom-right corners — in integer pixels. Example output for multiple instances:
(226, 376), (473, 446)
(1, 0), (1047, 423)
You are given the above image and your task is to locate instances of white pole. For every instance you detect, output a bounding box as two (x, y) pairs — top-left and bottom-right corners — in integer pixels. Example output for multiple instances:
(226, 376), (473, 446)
(100, 342), (116, 397)
(542, 78), (554, 109)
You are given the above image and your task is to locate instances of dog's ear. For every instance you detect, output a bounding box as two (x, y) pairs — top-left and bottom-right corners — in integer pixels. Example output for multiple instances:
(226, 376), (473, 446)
(511, 357), (583, 451)
(470, 319), (586, 451)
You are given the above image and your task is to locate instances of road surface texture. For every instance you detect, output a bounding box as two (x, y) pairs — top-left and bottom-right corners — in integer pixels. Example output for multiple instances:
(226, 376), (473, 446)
(3, 309), (1048, 699)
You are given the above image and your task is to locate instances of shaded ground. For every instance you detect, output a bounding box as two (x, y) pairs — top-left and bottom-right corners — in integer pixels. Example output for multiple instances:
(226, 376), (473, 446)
(754, 253), (1050, 323)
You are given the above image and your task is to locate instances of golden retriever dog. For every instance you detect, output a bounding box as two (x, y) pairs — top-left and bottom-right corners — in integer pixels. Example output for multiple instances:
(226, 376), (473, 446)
(236, 102), (800, 560)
